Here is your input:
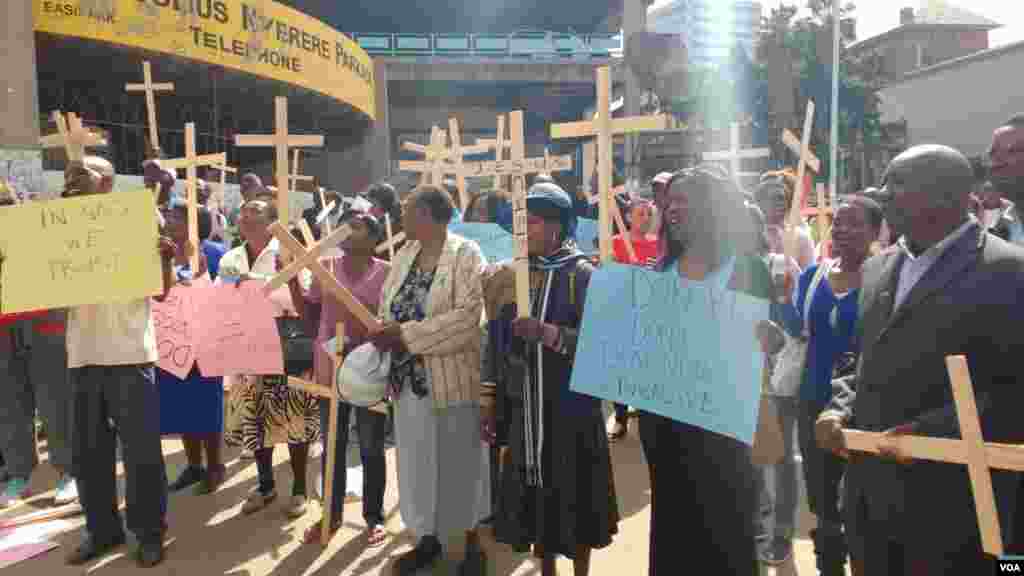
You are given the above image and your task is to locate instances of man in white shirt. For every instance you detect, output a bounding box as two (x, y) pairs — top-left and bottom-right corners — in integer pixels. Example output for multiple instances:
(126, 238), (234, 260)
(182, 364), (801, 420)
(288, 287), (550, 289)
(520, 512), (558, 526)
(62, 156), (177, 568)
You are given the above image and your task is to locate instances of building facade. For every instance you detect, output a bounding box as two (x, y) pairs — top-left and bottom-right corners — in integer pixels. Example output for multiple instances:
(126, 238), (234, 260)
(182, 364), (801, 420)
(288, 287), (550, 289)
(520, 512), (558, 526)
(647, 0), (762, 67)
(879, 39), (1024, 160)
(848, 2), (1000, 82)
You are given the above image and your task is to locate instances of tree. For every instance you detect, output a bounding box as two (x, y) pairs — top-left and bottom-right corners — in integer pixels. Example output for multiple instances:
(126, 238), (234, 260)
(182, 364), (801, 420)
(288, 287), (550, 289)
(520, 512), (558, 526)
(757, 1), (884, 186)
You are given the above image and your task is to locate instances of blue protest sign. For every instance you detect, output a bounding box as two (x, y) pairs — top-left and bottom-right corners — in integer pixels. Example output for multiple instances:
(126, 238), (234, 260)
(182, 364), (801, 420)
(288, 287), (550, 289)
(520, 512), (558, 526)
(448, 221), (516, 263)
(570, 262), (769, 445)
(575, 218), (599, 253)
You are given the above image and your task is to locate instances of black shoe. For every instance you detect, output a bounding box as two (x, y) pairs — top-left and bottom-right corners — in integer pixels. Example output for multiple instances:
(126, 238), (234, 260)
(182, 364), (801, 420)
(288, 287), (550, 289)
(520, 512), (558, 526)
(65, 532), (126, 565)
(135, 538), (165, 568)
(759, 536), (793, 566)
(395, 535), (442, 575)
(168, 466), (206, 493)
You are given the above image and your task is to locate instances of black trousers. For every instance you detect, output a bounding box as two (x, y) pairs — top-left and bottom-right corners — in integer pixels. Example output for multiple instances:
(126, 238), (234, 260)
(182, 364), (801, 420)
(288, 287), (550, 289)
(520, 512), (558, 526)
(319, 399), (388, 526)
(72, 364), (167, 544)
(798, 401), (846, 527)
(639, 411), (758, 575)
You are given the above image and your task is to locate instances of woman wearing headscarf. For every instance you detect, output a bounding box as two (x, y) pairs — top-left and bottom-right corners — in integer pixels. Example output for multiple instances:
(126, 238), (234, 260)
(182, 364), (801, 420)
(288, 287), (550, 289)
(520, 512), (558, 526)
(641, 165), (776, 575)
(481, 182), (619, 576)
(369, 185), (490, 575)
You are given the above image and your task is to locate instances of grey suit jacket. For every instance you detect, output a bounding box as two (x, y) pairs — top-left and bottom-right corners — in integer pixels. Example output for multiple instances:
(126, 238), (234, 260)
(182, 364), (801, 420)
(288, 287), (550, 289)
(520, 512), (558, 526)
(828, 221), (1024, 550)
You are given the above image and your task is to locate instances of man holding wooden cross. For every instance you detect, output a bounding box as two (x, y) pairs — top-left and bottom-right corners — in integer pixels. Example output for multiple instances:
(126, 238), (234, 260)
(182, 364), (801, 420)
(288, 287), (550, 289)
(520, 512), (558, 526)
(815, 145), (1024, 574)
(59, 156), (178, 568)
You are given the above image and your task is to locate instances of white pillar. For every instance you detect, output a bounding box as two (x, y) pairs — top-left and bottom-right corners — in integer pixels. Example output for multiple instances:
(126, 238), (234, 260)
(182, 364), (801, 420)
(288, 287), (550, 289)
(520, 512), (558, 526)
(622, 0), (647, 188)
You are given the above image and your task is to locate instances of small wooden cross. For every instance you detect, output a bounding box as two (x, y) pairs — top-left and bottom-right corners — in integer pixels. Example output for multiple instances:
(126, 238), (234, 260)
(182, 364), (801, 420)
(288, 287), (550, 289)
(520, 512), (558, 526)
(784, 100), (817, 261)
(40, 111), (107, 163)
(841, 355), (1024, 556)
(125, 61), (174, 155)
(265, 221), (381, 331)
(163, 123), (226, 272)
(550, 66), (671, 263)
(207, 163), (236, 215)
(399, 119), (495, 210)
(234, 97), (324, 224)
(702, 122), (771, 189)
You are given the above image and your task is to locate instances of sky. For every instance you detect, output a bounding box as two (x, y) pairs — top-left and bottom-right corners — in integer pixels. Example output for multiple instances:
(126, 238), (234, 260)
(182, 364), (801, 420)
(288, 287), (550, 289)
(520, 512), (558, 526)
(649, 0), (1023, 48)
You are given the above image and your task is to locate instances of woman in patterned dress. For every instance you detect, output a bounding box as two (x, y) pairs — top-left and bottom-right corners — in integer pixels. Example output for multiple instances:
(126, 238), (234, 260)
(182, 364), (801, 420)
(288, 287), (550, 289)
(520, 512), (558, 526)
(369, 185), (490, 576)
(221, 199), (319, 519)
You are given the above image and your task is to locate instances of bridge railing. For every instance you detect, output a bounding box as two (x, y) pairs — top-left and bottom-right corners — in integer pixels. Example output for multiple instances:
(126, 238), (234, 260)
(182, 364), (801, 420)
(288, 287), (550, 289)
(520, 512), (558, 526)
(349, 31), (622, 59)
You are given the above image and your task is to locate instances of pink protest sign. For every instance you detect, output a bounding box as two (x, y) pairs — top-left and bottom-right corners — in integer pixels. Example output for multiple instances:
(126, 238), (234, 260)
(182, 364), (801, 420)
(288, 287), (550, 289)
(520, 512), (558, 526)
(152, 284), (198, 379)
(194, 281), (284, 377)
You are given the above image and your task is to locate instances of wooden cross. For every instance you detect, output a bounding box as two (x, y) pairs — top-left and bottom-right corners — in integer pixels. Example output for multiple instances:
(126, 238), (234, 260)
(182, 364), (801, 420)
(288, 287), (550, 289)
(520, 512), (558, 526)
(841, 355), (1024, 556)
(550, 66), (671, 262)
(316, 188), (335, 236)
(125, 61), (174, 155)
(207, 163), (236, 216)
(702, 122), (771, 189)
(264, 221), (381, 331)
(784, 101), (817, 259)
(40, 111), (107, 163)
(399, 119), (496, 210)
(234, 97), (324, 224)
(289, 149), (314, 190)
(163, 123), (226, 272)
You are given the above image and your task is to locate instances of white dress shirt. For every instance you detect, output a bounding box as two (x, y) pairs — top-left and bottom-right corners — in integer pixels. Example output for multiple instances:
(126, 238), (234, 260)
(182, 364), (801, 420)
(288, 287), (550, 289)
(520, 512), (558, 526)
(892, 220), (975, 312)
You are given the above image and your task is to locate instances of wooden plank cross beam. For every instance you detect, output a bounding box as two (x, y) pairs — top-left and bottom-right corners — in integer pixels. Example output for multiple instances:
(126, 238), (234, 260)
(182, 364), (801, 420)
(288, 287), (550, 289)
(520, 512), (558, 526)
(265, 221), (381, 331)
(125, 61), (174, 155)
(234, 97), (324, 224)
(841, 355), (1022, 556)
(163, 123), (226, 272)
(702, 122), (771, 188)
(550, 66), (671, 263)
(40, 111), (107, 163)
(784, 100), (816, 262)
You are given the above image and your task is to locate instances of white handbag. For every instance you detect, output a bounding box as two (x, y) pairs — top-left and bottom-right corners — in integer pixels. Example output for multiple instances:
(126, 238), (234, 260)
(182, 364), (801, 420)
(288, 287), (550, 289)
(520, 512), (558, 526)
(767, 260), (832, 397)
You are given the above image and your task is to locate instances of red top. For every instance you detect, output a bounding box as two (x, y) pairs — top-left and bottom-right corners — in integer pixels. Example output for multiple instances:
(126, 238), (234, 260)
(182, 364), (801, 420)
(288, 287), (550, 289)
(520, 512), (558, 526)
(612, 234), (659, 267)
(0, 310), (63, 333)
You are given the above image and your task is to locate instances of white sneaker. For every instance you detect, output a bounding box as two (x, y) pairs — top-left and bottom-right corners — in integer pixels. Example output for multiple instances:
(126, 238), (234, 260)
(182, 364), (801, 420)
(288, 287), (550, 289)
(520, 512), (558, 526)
(54, 475), (79, 506)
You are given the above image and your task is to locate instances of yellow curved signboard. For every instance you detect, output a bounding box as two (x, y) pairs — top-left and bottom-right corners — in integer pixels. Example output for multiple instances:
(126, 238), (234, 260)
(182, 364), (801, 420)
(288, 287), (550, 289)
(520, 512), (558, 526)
(34, 0), (376, 120)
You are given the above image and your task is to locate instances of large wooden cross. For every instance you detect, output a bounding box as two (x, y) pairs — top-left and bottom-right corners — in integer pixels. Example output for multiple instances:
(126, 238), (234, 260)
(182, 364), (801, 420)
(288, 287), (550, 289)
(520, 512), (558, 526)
(264, 221), (380, 331)
(783, 101), (819, 260)
(125, 61), (174, 155)
(842, 355), (1024, 556)
(40, 111), (107, 163)
(163, 123), (226, 272)
(703, 122), (771, 189)
(234, 97), (324, 224)
(550, 66), (671, 262)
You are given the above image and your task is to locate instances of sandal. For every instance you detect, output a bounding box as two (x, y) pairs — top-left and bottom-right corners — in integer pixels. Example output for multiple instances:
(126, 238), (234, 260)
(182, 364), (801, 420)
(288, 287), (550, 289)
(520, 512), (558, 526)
(365, 524), (387, 548)
(303, 519), (341, 545)
(607, 420), (627, 442)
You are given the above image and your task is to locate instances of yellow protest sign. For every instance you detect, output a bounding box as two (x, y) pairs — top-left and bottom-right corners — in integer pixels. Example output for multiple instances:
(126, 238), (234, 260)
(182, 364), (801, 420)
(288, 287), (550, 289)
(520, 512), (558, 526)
(33, 0), (376, 119)
(0, 191), (162, 313)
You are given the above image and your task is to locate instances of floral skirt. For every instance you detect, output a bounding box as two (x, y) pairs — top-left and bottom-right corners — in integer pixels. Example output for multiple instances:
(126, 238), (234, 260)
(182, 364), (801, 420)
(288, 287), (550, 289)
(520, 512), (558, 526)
(224, 375), (320, 451)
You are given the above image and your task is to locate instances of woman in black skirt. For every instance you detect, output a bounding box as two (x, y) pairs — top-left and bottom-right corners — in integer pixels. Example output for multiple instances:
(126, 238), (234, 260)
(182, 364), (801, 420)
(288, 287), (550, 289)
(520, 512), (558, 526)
(639, 165), (774, 575)
(482, 182), (618, 576)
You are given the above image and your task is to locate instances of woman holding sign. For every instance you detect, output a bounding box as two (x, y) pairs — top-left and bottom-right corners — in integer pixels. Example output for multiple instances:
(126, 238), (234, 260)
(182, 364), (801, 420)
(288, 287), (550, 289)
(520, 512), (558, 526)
(641, 165), (775, 575)
(156, 201), (226, 496)
(482, 182), (619, 576)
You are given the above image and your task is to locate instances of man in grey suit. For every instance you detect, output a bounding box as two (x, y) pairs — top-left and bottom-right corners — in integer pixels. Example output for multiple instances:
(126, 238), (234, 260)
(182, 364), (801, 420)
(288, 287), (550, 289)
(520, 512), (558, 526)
(816, 144), (1024, 574)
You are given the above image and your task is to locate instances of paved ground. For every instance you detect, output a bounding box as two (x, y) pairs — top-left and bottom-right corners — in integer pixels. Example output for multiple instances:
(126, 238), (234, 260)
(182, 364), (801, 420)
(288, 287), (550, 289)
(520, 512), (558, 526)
(1, 417), (847, 575)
